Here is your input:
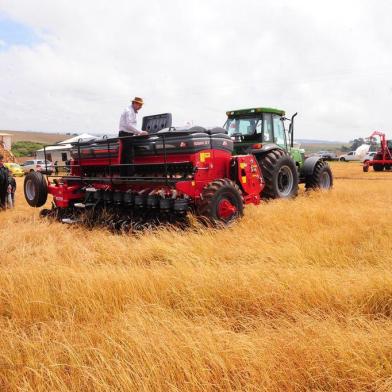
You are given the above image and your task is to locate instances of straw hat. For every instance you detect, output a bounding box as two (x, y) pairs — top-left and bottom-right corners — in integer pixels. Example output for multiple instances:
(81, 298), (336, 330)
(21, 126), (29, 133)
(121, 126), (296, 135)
(132, 97), (144, 105)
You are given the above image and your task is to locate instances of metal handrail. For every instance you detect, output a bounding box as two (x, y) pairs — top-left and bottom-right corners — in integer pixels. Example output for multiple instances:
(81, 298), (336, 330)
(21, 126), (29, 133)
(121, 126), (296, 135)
(42, 132), (200, 184)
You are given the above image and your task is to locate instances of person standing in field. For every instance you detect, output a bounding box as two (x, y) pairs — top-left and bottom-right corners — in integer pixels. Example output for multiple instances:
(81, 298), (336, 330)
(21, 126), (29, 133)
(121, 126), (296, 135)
(0, 154), (10, 210)
(7, 174), (16, 208)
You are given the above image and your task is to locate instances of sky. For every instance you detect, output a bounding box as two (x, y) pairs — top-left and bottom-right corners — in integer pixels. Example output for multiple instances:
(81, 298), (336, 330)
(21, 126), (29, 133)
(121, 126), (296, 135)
(0, 0), (392, 141)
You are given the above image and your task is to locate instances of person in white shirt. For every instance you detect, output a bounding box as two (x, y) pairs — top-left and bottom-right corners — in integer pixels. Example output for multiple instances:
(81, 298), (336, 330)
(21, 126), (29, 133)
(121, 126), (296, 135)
(118, 97), (148, 136)
(119, 97), (148, 176)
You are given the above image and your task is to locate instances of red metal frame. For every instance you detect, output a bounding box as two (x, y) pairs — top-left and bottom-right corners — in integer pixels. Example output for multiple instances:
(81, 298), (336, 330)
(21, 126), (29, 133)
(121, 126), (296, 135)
(45, 138), (264, 209)
(363, 131), (392, 171)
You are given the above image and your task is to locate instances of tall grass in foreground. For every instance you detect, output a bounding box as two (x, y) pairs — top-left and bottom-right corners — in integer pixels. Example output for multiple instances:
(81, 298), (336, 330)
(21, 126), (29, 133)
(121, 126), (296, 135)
(0, 162), (392, 391)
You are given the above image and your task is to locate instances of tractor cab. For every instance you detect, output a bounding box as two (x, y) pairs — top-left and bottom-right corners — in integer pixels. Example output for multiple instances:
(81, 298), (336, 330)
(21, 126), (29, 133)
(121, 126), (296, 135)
(224, 108), (290, 155)
(224, 107), (305, 168)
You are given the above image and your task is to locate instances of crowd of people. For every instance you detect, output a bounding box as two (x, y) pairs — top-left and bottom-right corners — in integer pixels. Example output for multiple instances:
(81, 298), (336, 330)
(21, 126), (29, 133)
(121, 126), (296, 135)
(0, 154), (16, 210)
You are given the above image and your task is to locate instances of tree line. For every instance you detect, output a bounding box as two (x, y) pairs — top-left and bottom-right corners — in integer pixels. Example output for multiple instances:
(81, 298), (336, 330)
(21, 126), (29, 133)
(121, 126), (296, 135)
(11, 141), (46, 157)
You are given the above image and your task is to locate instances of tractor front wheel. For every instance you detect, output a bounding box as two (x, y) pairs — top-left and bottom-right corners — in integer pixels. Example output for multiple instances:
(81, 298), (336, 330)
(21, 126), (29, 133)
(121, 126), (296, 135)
(198, 179), (243, 225)
(257, 150), (298, 199)
(305, 160), (333, 190)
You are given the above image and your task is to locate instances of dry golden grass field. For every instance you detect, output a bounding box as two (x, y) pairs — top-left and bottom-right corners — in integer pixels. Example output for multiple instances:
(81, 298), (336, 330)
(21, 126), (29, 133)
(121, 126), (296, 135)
(1, 161), (392, 391)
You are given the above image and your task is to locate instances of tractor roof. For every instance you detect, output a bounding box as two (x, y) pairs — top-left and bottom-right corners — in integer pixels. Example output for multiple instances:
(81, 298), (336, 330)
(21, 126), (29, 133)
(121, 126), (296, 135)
(226, 107), (285, 117)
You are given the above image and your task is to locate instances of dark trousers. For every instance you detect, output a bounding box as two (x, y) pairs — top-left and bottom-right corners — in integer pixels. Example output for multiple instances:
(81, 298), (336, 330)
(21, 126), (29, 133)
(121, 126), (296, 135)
(0, 190), (7, 209)
(119, 131), (135, 176)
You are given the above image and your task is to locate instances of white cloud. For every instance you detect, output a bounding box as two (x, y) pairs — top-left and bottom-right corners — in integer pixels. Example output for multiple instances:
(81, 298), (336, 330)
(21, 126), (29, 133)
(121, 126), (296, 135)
(0, 0), (392, 141)
(0, 39), (5, 47)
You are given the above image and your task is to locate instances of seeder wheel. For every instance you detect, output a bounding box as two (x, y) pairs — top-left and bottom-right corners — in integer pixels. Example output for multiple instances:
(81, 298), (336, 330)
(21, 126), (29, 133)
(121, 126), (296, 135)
(198, 179), (243, 225)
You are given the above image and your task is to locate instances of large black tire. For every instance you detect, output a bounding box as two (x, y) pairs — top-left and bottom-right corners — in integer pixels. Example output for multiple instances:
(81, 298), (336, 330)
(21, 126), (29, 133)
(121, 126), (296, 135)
(257, 150), (298, 199)
(373, 153), (384, 171)
(198, 179), (243, 224)
(24, 172), (48, 207)
(305, 160), (333, 190)
(372, 153), (384, 171)
(373, 165), (384, 171)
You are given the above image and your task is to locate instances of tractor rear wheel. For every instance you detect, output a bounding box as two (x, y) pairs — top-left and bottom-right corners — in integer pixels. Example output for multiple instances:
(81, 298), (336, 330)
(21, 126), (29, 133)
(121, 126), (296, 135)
(305, 160), (333, 190)
(373, 165), (384, 171)
(198, 179), (243, 224)
(24, 172), (48, 207)
(373, 154), (384, 171)
(257, 150), (298, 199)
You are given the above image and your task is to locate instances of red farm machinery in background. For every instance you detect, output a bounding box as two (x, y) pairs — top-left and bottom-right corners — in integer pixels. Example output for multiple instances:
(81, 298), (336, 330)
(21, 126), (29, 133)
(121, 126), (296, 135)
(363, 131), (392, 172)
(23, 114), (264, 229)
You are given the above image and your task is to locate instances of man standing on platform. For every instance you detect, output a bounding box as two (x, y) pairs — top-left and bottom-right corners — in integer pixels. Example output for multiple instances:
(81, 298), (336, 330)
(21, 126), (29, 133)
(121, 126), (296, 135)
(118, 97), (148, 137)
(118, 97), (148, 176)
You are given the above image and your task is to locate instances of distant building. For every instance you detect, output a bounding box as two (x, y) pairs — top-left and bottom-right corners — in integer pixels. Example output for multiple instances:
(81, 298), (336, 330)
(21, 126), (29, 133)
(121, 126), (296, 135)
(0, 133), (12, 150)
(36, 133), (96, 162)
(0, 133), (15, 162)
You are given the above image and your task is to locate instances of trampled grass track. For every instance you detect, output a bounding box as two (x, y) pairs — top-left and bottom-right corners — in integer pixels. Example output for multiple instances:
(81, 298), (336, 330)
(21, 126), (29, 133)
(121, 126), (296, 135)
(1, 161), (392, 391)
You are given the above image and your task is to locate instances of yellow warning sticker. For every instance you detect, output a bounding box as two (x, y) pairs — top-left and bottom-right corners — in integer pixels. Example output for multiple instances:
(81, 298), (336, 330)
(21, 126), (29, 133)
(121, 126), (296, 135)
(241, 176), (247, 183)
(240, 162), (247, 169)
(200, 152), (211, 162)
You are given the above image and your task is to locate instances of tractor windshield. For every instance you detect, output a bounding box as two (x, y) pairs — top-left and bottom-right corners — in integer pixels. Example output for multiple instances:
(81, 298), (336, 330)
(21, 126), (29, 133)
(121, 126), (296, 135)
(225, 117), (261, 137)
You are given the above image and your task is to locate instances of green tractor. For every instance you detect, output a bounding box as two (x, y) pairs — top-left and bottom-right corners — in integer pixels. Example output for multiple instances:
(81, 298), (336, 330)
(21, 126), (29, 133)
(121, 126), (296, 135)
(223, 107), (333, 198)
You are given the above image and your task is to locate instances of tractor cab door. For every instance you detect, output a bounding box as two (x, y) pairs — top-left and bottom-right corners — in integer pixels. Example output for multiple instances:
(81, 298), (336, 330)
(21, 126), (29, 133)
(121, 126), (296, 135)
(271, 114), (288, 150)
(262, 113), (273, 143)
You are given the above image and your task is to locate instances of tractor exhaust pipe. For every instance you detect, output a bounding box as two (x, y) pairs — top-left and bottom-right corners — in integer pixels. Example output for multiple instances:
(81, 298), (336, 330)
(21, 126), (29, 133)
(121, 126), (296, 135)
(289, 112), (298, 148)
